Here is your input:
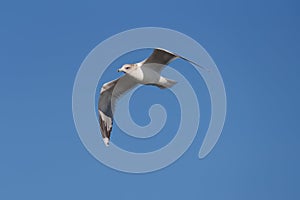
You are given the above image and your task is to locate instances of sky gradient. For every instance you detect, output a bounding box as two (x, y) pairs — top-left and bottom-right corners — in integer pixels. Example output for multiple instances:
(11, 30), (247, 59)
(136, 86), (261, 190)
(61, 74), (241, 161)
(1, 0), (299, 199)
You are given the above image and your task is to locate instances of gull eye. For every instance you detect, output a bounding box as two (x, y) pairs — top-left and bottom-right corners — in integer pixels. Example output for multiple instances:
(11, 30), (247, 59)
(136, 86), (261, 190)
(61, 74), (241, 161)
(125, 67), (130, 70)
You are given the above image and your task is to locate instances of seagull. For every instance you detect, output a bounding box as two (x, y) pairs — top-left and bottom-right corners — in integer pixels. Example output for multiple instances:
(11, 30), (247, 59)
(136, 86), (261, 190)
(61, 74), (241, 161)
(98, 48), (207, 146)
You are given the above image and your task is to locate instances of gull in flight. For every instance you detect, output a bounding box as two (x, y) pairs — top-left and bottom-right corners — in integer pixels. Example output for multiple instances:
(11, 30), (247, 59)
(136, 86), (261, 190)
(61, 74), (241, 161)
(98, 48), (207, 146)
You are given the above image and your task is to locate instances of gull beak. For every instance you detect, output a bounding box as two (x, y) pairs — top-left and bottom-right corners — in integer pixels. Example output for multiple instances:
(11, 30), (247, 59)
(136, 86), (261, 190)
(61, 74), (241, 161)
(117, 68), (122, 72)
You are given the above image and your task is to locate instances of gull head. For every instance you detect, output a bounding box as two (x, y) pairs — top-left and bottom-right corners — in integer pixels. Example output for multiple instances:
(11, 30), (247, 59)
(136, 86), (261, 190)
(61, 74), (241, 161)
(117, 64), (137, 73)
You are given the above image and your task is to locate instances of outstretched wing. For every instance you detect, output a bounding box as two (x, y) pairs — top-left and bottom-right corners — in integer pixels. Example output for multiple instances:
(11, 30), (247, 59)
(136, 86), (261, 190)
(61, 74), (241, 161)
(142, 48), (178, 73)
(142, 48), (209, 72)
(98, 75), (138, 146)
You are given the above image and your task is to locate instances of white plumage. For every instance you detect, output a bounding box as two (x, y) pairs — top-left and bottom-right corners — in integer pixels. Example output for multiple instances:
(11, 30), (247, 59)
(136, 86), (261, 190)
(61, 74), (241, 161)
(98, 48), (207, 146)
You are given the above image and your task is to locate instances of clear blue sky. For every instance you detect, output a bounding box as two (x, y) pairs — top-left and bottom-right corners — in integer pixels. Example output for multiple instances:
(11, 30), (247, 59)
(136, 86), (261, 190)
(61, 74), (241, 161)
(1, 0), (299, 199)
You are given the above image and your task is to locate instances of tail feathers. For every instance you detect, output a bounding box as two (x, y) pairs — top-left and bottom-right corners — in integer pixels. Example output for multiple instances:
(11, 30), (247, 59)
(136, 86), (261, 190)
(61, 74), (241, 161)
(156, 77), (177, 89)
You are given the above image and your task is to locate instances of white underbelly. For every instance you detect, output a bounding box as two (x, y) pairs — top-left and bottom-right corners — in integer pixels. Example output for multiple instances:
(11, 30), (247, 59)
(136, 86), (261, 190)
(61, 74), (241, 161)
(130, 68), (160, 84)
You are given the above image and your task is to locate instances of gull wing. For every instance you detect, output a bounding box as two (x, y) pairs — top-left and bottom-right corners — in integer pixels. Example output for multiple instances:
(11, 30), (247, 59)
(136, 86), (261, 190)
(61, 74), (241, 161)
(142, 48), (209, 72)
(142, 48), (178, 73)
(98, 75), (138, 146)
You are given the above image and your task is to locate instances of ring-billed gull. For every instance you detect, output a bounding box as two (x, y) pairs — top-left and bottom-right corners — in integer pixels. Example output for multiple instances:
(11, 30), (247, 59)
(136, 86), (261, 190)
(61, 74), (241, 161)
(98, 48), (207, 146)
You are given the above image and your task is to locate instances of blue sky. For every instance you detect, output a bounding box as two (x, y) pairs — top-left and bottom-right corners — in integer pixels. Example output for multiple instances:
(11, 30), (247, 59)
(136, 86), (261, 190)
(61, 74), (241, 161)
(1, 0), (299, 199)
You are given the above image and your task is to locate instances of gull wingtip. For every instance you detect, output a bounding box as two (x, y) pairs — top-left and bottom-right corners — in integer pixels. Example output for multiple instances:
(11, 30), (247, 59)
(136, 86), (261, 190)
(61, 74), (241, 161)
(103, 137), (110, 147)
